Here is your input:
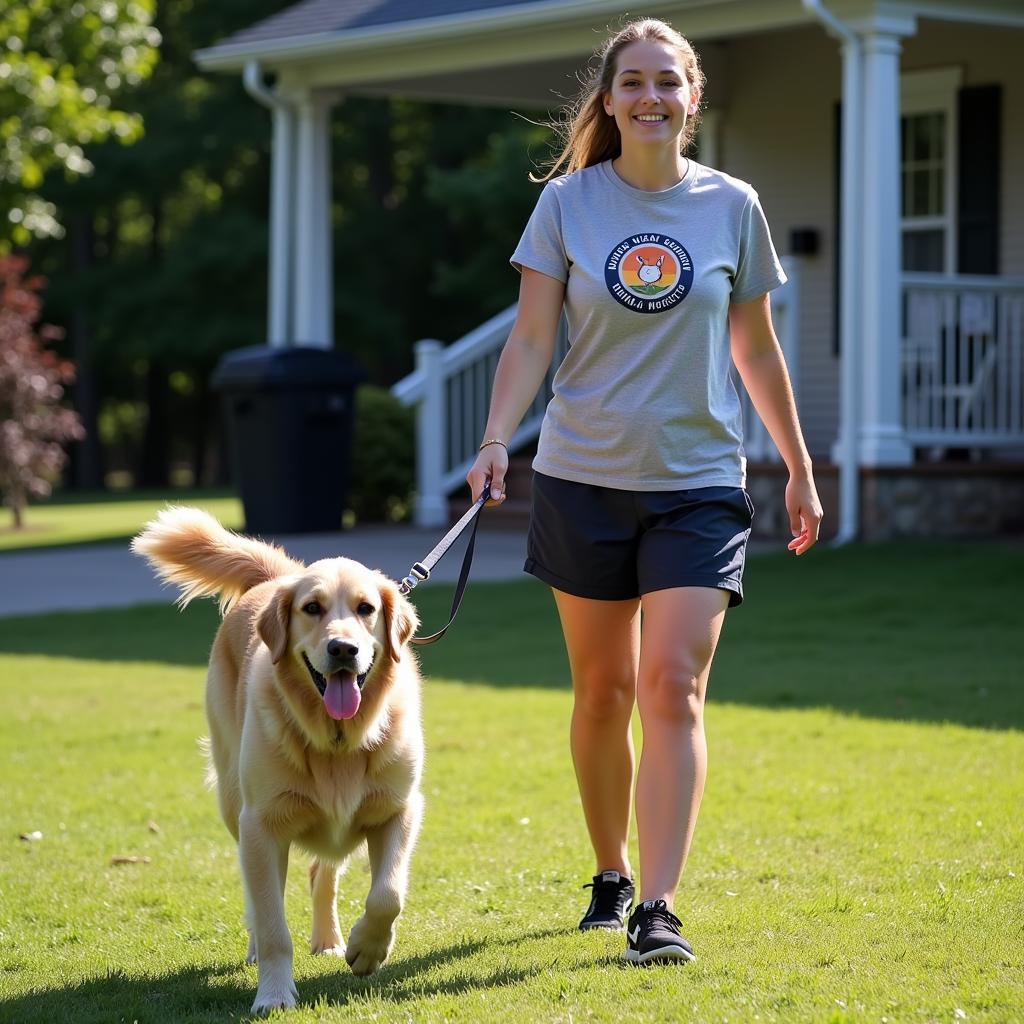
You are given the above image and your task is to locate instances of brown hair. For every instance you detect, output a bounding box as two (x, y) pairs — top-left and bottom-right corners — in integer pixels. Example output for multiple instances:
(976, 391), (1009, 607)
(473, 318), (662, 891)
(532, 18), (705, 183)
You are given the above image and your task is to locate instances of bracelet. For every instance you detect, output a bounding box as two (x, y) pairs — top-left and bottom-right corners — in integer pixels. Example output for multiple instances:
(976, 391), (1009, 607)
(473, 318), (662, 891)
(478, 438), (508, 453)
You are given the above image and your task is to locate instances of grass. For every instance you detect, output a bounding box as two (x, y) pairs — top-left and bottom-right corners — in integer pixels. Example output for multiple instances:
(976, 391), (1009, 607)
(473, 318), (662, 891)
(0, 490), (242, 553)
(0, 543), (1021, 1022)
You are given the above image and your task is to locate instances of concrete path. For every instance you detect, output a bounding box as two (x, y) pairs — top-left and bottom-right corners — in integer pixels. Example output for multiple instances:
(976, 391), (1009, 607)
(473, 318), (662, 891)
(0, 525), (528, 618)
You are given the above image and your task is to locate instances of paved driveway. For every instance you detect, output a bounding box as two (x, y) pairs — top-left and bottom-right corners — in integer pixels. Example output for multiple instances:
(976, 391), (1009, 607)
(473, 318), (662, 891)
(0, 525), (528, 618)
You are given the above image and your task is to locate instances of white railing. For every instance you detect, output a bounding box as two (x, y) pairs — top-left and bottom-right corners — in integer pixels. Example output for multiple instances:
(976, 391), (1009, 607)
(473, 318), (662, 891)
(394, 258), (802, 526)
(393, 305), (569, 526)
(902, 274), (1024, 448)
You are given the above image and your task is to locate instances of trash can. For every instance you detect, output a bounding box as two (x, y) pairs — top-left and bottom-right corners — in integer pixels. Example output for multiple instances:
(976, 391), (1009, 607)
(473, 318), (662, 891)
(212, 345), (365, 535)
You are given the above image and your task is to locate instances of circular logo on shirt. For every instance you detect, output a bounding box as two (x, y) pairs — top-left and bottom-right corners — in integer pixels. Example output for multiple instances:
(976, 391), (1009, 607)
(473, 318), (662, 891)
(604, 234), (694, 314)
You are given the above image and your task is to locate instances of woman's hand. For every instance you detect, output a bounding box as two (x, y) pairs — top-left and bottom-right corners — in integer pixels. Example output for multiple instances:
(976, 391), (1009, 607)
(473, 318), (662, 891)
(785, 472), (823, 555)
(467, 442), (509, 506)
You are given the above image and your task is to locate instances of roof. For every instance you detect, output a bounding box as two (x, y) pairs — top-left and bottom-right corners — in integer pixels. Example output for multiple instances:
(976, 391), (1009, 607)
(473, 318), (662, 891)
(218, 0), (558, 49)
(193, 0), (1024, 81)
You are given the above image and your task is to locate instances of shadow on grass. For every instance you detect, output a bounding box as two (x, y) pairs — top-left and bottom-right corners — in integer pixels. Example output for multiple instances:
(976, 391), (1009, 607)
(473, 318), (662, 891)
(0, 543), (1020, 730)
(0, 933), (545, 1024)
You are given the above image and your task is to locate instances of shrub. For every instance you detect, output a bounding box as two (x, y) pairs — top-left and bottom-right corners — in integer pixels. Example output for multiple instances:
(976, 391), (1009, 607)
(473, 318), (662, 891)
(348, 385), (415, 523)
(0, 256), (84, 528)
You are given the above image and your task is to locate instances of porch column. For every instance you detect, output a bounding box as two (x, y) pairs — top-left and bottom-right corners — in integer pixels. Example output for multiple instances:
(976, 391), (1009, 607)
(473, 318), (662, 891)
(293, 89), (336, 348)
(855, 15), (915, 465)
(268, 102), (295, 346)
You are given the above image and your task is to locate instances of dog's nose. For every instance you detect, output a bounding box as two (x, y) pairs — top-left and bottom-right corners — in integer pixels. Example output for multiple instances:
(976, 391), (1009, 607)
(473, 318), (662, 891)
(326, 638), (359, 660)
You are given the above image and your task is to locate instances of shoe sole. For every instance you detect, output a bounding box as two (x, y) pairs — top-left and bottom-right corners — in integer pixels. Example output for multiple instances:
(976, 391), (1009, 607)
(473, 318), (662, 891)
(623, 945), (696, 965)
(579, 921), (626, 932)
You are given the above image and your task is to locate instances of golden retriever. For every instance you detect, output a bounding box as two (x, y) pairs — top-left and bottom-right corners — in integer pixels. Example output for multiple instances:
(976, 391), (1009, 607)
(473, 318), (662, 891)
(132, 507), (423, 1014)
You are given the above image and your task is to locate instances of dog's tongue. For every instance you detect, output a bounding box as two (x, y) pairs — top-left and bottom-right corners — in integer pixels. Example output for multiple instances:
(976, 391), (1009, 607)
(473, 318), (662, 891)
(324, 672), (360, 720)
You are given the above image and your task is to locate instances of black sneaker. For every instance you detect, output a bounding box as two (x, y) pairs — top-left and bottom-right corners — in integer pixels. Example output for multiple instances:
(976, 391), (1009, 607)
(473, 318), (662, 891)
(578, 870), (635, 931)
(623, 899), (695, 964)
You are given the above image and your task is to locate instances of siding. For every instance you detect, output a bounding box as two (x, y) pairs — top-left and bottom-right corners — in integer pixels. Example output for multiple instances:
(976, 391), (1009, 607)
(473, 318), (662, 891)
(719, 27), (840, 460)
(717, 20), (1024, 460)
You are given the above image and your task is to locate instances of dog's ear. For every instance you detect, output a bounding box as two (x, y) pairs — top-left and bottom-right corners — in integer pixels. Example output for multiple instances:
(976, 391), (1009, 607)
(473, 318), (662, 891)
(377, 576), (419, 663)
(257, 584), (293, 664)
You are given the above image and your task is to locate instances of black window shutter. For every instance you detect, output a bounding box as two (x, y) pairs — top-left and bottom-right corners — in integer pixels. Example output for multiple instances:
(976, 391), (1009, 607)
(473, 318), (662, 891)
(957, 85), (1001, 275)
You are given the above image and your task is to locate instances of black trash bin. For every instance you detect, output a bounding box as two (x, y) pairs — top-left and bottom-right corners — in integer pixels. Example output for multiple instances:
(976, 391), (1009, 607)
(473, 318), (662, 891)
(212, 345), (365, 535)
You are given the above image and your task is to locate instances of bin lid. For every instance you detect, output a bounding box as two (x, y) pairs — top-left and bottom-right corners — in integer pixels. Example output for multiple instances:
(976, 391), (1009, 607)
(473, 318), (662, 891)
(212, 345), (366, 391)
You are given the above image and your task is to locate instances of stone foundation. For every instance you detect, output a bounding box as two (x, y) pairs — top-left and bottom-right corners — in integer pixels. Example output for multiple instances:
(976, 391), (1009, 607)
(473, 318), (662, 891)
(746, 461), (1024, 542)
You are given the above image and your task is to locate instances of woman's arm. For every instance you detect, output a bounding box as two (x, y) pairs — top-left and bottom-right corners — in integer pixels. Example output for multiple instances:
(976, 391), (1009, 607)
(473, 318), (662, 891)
(729, 292), (823, 554)
(467, 267), (566, 504)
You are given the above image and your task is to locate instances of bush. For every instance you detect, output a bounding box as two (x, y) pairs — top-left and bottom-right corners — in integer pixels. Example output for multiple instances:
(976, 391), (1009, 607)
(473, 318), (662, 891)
(348, 385), (415, 523)
(0, 255), (84, 528)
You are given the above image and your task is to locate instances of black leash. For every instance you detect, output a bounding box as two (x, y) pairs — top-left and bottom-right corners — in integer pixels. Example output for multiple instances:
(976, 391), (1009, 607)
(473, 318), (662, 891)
(398, 479), (491, 646)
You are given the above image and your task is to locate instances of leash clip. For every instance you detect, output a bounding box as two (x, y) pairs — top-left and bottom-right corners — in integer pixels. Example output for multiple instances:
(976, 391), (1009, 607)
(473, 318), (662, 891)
(400, 562), (430, 593)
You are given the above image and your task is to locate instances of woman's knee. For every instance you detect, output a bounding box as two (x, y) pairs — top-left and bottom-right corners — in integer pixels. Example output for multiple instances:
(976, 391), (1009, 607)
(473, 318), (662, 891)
(638, 660), (705, 725)
(572, 667), (635, 722)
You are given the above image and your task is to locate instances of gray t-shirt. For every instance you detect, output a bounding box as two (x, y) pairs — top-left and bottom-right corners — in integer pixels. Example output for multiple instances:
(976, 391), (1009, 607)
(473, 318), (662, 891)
(511, 159), (786, 490)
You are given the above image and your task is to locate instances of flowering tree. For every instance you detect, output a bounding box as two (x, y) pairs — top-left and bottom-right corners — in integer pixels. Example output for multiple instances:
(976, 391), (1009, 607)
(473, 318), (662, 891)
(0, 255), (83, 528)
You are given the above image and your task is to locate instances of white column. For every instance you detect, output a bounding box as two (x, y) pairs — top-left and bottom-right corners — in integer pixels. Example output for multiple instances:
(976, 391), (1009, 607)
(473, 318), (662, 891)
(268, 102), (295, 347)
(856, 16), (915, 466)
(414, 340), (448, 528)
(293, 90), (335, 348)
(830, 33), (864, 540)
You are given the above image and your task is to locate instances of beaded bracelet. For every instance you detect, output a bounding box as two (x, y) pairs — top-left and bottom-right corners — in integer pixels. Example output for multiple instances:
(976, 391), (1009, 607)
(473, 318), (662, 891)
(478, 438), (509, 453)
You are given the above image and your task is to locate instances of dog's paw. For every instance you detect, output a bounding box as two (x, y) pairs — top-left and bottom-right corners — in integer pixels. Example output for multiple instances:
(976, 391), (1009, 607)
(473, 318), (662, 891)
(250, 985), (298, 1016)
(251, 961), (298, 1015)
(344, 915), (394, 976)
(311, 939), (346, 957)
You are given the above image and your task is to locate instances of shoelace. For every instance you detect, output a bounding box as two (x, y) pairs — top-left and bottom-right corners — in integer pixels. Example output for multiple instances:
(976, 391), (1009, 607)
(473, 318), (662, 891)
(583, 878), (629, 916)
(638, 900), (683, 932)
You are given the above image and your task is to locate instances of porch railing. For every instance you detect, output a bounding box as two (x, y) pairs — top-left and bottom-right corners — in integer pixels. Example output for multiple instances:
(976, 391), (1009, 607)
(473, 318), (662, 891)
(394, 258), (801, 527)
(392, 306), (569, 526)
(902, 273), (1024, 449)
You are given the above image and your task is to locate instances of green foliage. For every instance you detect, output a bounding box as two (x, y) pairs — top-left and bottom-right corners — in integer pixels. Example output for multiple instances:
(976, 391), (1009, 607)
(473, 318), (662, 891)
(0, 0), (160, 247)
(348, 385), (415, 523)
(18, 1), (563, 488)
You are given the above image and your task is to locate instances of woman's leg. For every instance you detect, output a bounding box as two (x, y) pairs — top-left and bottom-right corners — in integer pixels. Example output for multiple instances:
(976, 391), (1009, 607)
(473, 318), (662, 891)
(634, 586), (730, 906)
(552, 590), (641, 877)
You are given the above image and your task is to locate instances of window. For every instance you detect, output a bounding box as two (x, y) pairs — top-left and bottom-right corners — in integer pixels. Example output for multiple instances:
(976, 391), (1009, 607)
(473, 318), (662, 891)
(900, 68), (961, 273)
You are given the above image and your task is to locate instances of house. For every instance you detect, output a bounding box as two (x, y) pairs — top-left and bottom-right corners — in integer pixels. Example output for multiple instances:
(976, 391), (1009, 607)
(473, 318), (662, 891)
(195, 0), (1024, 540)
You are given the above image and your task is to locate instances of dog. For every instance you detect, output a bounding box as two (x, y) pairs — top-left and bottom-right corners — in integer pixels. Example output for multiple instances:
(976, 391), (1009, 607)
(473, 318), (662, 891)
(132, 507), (423, 1014)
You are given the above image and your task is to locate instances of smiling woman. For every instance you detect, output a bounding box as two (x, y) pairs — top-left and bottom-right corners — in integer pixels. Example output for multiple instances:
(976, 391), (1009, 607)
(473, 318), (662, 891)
(465, 16), (823, 970)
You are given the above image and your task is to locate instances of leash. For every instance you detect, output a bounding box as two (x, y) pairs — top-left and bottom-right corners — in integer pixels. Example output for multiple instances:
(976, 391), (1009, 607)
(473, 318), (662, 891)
(398, 479), (491, 646)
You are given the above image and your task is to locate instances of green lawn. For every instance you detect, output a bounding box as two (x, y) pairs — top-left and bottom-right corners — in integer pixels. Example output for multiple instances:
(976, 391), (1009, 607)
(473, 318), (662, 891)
(0, 544), (1021, 1022)
(0, 490), (242, 552)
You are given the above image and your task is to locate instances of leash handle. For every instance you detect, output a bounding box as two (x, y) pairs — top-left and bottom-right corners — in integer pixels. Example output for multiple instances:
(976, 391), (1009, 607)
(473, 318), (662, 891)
(401, 478), (491, 646)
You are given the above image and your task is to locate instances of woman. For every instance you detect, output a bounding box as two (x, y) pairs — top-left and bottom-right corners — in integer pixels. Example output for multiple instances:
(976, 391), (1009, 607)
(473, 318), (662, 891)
(467, 17), (822, 965)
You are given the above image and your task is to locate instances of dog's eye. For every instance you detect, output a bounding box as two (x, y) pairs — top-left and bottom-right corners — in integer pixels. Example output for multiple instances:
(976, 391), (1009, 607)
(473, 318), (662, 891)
(357, 602), (375, 617)
(302, 601), (322, 616)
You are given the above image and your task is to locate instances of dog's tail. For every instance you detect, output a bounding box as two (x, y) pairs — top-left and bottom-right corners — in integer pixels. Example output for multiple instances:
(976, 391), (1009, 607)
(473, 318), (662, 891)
(132, 506), (304, 613)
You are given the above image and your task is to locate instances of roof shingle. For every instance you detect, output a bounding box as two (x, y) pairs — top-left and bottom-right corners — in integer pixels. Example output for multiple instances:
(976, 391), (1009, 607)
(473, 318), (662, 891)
(218, 0), (558, 49)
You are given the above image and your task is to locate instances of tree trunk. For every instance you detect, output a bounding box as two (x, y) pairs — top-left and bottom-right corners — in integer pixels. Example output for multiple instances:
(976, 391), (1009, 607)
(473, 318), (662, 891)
(137, 358), (171, 487)
(137, 197), (171, 488)
(190, 366), (211, 486)
(68, 215), (104, 490)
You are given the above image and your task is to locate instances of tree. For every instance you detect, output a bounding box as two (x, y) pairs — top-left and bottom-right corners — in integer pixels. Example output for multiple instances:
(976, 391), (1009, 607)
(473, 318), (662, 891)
(0, 0), (160, 248)
(0, 255), (83, 527)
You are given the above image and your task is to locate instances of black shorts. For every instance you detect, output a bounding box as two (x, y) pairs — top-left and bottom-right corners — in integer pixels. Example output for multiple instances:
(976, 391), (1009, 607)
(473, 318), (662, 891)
(524, 472), (755, 606)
